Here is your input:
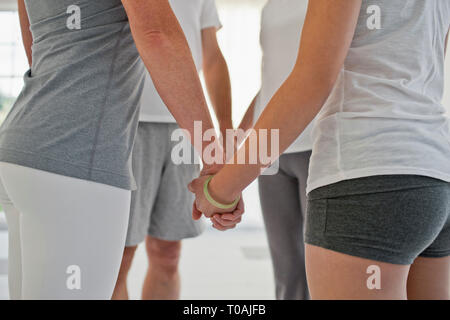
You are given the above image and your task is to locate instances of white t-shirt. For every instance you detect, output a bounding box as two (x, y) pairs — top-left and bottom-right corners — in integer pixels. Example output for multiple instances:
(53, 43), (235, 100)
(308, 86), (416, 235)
(307, 0), (450, 193)
(255, 0), (313, 153)
(139, 0), (222, 123)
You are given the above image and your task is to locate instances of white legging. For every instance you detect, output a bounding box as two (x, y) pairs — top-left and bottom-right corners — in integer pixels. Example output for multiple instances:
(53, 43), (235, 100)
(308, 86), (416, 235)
(0, 162), (131, 299)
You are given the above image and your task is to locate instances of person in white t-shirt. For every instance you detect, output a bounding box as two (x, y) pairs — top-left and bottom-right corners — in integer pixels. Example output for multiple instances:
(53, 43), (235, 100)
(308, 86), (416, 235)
(112, 0), (232, 300)
(190, 0), (450, 300)
(239, 0), (312, 300)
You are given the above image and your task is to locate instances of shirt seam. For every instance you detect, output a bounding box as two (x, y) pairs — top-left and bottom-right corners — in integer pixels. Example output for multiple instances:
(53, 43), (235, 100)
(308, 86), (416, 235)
(87, 24), (127, 179)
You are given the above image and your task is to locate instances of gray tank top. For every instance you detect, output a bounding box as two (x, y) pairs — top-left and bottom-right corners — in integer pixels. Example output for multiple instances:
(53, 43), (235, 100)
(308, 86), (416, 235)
(0, 0), (145, 189)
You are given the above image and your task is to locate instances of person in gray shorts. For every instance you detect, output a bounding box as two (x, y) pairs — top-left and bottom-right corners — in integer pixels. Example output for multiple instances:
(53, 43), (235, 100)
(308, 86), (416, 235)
(189, 0), (450, 300)
(239, 0), (313, 300)
(112, 0), (232, 300)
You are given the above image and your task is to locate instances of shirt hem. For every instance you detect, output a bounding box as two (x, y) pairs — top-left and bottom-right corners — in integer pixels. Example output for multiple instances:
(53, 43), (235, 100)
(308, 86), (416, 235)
(201, 22), (223, 31)
(307, 167), (450, 194)
(139, 115), (176, 123)
(285, 144), (313, 154)
(0, 147), (134, 190)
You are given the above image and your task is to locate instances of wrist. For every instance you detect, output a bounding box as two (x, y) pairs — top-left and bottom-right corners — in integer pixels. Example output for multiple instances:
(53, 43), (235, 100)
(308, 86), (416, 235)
(208, 174), (240, 205)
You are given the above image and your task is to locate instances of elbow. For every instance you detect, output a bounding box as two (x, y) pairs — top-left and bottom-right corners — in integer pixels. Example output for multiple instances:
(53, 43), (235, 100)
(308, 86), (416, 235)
(202, 56), (216, 73)
(133, 27), (182, 55)
(203, 51), (223, 73)
(141, 29), (172, 47)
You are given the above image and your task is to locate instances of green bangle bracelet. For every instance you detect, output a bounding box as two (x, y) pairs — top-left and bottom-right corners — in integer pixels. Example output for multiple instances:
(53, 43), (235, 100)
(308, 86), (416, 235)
(203, 175), (240, 210)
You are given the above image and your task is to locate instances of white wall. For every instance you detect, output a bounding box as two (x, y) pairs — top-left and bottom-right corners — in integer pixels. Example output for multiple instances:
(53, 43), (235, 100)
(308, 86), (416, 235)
(215, 0), (266, 125)
(0, 0), (17, 11)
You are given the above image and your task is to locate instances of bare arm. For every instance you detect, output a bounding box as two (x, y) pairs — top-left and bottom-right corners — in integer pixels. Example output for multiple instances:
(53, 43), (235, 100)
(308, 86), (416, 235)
(238, 94), (258, 132)
(206, 0), (363, 203)
(18, 0), (32, 67)
(202, 27), (233, 136)
(121, 0), (218, 158)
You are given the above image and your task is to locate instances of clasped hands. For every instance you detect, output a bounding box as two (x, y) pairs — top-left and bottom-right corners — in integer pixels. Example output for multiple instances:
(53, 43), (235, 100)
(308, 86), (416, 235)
(188, 134), (244, 231)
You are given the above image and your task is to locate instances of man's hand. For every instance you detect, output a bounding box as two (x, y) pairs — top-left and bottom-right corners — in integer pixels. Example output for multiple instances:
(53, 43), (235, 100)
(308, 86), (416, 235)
(200, 162), (224, 177)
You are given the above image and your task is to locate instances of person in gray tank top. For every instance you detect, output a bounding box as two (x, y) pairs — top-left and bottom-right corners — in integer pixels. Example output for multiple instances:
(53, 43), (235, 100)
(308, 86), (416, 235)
(0, 0), (145, 189)
(0, 0), (243, 299)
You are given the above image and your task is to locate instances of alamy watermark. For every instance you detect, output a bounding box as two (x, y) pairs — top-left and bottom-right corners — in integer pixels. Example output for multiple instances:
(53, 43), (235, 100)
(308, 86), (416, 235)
(367, 5), (381, 30)
(66, 265), (82, 290)
(170, 121), (280, 175)
(66, 5), (81, 30)
(366, 265), (381, 290)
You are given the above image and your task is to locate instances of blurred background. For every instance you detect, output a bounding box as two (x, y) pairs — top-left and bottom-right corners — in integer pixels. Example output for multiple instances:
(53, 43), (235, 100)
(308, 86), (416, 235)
(0, 0), (449, 300)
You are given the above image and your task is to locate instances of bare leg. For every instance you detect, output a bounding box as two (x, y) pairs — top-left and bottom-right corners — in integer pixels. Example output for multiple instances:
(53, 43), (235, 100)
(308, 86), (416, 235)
(305, 244), (411, 300)
(142, 236), (181, 300)
(407, 256), (450, 300)
(112, 246), (138, 300)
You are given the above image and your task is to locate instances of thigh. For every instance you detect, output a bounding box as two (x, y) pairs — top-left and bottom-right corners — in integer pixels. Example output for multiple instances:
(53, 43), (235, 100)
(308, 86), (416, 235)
(0, 162), (131, 300)
(0, 174), (20, 235)
(0, 175), (22, 300)
(126, 123), (165, 246)
(284, 151), (312, 217)
(306, 244), (410, 300)
(407, 256), (450, 300)
(259, 161), (310, 300)
(150, 126), (203, 241)
(258, 160), (303, 254)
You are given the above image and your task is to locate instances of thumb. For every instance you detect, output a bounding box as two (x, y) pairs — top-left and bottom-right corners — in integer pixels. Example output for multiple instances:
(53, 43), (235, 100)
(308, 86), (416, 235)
(188, 179), (196, 193)
(192, 203), (202, 220)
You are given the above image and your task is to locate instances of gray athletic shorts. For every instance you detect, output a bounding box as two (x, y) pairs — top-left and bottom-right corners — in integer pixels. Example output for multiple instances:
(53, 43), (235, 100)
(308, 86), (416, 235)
(125, 122), (203, 246)
(305, 175), (450, 265)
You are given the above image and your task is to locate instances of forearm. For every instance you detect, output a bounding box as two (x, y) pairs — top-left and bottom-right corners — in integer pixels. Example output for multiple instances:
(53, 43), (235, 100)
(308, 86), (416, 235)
(204, 55), (233, 135)
(18, 0), (32, 67)
(139, 36), (216, 154)
(122, 0), (216, 155)
(208, 0), (362, 203)
(238, 94), (257, 132)
(210, 70), (331, 201)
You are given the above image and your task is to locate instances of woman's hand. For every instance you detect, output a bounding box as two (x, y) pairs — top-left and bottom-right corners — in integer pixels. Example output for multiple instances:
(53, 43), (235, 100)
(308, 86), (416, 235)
(209, 198), (245, 231)
(188, 175), (237, 218)
(188, 175), (245, 231)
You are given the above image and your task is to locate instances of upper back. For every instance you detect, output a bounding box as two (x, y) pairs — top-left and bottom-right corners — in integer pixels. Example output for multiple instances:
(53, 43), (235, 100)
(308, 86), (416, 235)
(345, 0), (450, 102)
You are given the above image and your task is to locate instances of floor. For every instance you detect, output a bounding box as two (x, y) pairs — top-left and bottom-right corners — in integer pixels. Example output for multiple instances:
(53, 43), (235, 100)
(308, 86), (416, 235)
(127, 228), (274, 300)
